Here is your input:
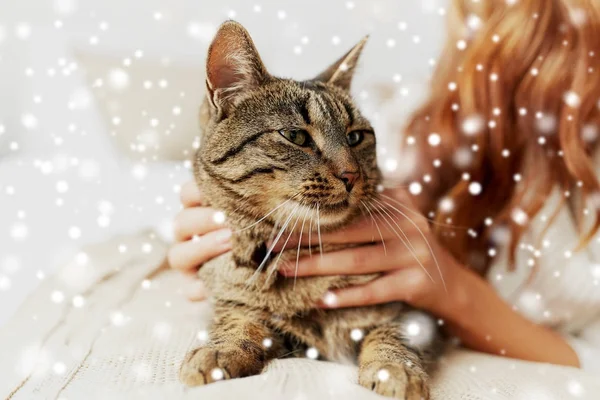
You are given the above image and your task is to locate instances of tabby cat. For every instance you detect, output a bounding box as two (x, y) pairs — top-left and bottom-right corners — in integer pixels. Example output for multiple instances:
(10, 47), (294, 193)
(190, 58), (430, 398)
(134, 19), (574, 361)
(180, 21), (443, 399)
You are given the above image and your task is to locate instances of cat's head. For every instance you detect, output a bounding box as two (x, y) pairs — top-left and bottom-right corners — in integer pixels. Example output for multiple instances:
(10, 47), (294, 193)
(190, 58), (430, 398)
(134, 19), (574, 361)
(197, 21), (379, 231)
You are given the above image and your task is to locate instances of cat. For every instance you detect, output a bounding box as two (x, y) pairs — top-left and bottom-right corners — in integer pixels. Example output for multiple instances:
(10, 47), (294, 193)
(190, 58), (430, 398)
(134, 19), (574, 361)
(179, 21), (443, 399)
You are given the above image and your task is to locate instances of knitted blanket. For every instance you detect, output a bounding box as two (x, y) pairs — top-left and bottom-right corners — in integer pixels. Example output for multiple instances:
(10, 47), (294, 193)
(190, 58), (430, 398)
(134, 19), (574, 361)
(1, 230), (597, 399)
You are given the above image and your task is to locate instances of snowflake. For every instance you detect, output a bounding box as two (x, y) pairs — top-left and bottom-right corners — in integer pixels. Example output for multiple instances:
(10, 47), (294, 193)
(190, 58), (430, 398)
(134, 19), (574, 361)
(511, 208), (528, 226)
(428, 133), (441, 146)
(15, 23), (32, 40)
(439, 198), (454, 213)
(10, 222), (28, 240)
(0, 275), (11, 291)
(72, 295), (85, 308)
(213, 211), (226, 224)
(377, 369), (390, 382)
(21, 113), (38, 130)
(197, 330), (209, 342)
(110, 311), (127, 326)
(322, 292), (338, 307)
(384, 158), (398, 172)
(68, 226), (82, 239)
(462, 115), (484, 136)
(350, 328), (363, 341)
(563, 91), (581, 108)
(51, 290), (65, 303)
(408, 182), (422, 195)
(211, 368), (224, 380)
(468, 182), (482, 195)
(306, 347), (319, 359)
(466, 14), (482, 31)
(108, 68), (130, 90)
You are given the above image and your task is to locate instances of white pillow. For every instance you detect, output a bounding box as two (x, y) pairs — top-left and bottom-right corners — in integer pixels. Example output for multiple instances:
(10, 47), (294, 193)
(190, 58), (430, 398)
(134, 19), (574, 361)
(76, 50), (205, 161)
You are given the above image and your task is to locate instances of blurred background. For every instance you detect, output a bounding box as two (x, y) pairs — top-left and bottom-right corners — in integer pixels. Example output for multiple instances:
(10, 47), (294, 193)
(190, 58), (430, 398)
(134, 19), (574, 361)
(0, 0), (448, 325)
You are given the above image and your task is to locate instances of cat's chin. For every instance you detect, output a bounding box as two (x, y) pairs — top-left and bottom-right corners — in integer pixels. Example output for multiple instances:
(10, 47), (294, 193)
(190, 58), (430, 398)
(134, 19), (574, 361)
(283, 200), (356, 230)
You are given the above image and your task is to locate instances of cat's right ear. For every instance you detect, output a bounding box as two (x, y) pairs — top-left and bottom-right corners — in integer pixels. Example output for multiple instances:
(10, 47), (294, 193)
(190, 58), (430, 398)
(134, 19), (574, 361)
(205, 21), (270, 118)
(314, 36), (368, 91)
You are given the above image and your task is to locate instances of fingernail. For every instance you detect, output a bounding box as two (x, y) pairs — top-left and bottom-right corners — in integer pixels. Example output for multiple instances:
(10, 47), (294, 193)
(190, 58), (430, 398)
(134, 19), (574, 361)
(212, 211), (227, 224)
(214, 229), (232, 244)
(322, 291), (338, 307)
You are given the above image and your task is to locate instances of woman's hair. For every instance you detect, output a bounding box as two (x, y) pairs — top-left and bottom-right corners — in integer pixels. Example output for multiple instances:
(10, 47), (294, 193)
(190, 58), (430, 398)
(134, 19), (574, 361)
(406, 0), (600, 273)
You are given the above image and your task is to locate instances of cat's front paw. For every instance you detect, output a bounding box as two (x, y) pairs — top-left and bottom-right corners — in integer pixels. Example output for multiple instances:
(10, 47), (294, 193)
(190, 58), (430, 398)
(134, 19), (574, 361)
(179, 345), (266, 386)
(359, 362), (430, 400)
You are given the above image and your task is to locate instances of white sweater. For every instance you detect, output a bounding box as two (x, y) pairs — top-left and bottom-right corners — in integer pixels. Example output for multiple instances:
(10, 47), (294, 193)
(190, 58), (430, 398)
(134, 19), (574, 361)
(488, 186), (600, 372)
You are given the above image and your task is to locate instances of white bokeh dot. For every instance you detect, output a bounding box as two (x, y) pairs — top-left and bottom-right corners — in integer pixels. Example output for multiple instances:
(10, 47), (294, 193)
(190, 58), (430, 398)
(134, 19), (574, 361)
(211, 368), (224, 381)
(68, 226), (82, 239)
(51, 290), (65, 303)
(213, 211), (226, 224)
(377, 369), (390, 382)
(306, 347), (319, 359)
(409, 182), (423, 195)
(350, 328), (363, 341)
(10, 222), (28, 240)
(563, 91), (581, 108)
(428, 133), (441, 146)
(53, 361), (67, 375)
(468, 182), (482, 195)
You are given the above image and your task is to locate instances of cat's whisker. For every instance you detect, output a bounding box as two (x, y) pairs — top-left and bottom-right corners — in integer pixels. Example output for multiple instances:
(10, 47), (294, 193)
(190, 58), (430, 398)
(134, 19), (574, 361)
(265, 204), (304, 287)
(235, 193), (300, 233)
(275, 348), (304, 360)
(379, 192), (465, 230)
(358, 203), (375, 243)
(371, 198), (420, 256)
(308, 209), (313, 258)
(294, 206), (312, 289)
(248, 203), (300, 284)
(316, 203), (323, 261)
(360, 200), (387, 255)
(376, 196), (447, 292)
(369, 198), (436, 284)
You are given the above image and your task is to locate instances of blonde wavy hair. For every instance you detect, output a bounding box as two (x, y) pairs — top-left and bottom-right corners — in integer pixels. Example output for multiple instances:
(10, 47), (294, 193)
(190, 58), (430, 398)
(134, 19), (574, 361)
(406, 0), (600, 273)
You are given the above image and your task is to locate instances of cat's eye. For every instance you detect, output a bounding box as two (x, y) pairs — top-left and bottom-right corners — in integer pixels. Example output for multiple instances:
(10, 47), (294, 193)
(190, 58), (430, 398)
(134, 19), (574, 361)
(279, 129), (310, 146)
(347, 130), (364, 146)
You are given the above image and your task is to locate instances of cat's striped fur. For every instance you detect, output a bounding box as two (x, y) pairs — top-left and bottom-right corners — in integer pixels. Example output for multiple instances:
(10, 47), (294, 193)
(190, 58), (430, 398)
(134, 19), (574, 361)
(179, 21), (443, 399)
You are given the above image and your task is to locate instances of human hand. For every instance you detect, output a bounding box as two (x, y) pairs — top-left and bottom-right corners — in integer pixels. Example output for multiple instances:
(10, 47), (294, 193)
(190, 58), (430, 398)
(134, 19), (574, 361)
(276, 187), (475, 320)
(167, 181), (232, 300)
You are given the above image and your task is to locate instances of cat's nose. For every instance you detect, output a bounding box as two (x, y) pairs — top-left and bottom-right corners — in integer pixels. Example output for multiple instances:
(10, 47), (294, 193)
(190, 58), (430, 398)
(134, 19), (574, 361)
(336, 171), (360, 192)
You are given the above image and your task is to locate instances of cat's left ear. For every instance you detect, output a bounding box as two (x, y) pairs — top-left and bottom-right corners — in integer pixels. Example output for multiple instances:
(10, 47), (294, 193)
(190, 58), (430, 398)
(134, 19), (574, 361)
(314, 36), (368, 91)
(205, 21), (271, 117)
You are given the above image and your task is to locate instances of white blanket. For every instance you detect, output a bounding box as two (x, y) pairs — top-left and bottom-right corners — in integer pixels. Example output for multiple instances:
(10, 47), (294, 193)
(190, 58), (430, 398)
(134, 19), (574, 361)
(1, 230), (597, 400)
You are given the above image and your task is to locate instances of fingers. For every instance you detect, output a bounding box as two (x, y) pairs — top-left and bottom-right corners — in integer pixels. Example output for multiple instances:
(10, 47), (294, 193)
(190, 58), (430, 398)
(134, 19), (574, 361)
(180, 181), (205, 207)
(320, 268), (433, 308)
(173, 207), (227, 241)
(271, 215), (422, 251)
(167, 229), (232, 272)
(184, 279), (210, 301)
(279, 240), (430, 277)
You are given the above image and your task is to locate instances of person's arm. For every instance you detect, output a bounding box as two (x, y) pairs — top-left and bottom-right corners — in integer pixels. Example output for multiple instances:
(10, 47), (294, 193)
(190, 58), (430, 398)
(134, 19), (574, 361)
(443, 267), (580, 367)
(276, 188), (584, 368)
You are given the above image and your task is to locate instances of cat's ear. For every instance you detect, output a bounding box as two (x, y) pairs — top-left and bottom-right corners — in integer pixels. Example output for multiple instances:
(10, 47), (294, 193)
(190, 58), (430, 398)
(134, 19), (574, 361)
(205, 21), (270, 117)
(314, 36), (368, 91)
